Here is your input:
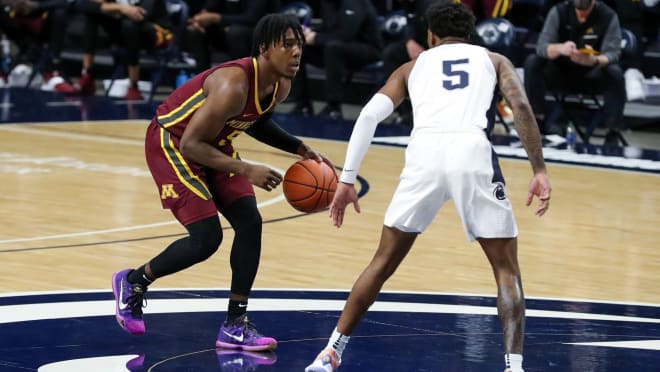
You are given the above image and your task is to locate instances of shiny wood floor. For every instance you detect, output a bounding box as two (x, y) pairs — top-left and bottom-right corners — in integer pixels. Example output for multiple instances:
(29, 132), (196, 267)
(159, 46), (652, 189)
(1, 120), (659, 305)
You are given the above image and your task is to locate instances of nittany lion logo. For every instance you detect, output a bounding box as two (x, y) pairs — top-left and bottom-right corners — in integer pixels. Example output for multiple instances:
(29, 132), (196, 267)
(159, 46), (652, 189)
(493, 182), (507, 200)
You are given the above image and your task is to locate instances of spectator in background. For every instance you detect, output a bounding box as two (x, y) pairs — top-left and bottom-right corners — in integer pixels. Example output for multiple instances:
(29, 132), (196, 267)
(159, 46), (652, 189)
(185, 0), (280, 73)
(76, 0), (174, 100)
(523, 0), (625, 146)
(0, 0), (77, 92)
(380, 0), (439, 125)
(289, 0), (383, 119)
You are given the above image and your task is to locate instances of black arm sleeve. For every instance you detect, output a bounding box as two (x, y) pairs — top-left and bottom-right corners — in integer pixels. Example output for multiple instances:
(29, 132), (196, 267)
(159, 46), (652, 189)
(245, 114), (302, 155)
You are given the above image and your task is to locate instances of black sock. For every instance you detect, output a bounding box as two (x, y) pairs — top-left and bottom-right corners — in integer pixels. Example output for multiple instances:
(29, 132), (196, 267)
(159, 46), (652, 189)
(226, 299), (248, 322)
(127, 265), (154, 287)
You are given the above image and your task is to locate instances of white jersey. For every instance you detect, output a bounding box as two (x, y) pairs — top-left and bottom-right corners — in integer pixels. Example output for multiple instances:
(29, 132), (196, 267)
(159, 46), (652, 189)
(383, 42), (518, 240)
(408, 43), (497, 133)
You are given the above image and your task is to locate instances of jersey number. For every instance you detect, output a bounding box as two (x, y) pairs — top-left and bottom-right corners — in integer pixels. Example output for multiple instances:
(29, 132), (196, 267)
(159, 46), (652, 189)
(442, 59), (469, 90)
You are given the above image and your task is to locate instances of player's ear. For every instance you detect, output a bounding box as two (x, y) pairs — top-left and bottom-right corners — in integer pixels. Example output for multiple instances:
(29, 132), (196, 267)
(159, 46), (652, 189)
(427, 30), (434, 48)
(260, 43), (269, 57)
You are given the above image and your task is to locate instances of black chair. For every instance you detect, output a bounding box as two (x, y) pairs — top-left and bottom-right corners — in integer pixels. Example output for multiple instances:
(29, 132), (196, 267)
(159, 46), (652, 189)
(280, 1), (313, 26)
(476, 18), (519, 132)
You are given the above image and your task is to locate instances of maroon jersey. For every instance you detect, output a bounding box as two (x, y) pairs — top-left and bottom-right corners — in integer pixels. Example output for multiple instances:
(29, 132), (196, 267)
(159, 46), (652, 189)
(145, 57), (279, 224)
(154, 57), (280, 154)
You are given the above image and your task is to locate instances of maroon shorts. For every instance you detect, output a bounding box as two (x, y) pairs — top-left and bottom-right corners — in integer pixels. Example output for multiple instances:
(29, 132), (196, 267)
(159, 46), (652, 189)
(144, 120), (255, 226)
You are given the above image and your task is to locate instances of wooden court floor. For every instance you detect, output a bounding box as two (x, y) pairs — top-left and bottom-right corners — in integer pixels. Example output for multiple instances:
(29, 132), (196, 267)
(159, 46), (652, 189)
(1, 120), (659, 306)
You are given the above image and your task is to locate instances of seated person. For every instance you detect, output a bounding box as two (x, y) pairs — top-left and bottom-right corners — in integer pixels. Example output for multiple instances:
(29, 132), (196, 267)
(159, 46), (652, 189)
(185, 0), (280, 73)
(523, 0), (626, 146)
(289, 0), (383, 119)
(0, 0), (77, 92)
(76, 0), (174, 100)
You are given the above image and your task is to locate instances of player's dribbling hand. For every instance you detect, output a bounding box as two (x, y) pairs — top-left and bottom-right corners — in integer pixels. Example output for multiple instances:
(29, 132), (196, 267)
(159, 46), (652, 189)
(297, 143), (324, 162)
(245, 164), (282, 191)
(329, 182), (360, 228)
(526, 172), (551, 217)
(299, 145), (338, 173)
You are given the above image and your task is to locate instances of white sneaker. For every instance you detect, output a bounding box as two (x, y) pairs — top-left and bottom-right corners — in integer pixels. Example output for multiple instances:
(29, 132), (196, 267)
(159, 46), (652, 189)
(305, 348), (340, 372)
(625, 68), (646, 101)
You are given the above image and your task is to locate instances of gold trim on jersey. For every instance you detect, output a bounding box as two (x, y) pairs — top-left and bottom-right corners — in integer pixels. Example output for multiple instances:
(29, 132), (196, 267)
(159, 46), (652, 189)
(156, 88), (206, 128)
(159, 127), (212, 200)
(492, 0), (510, 17)
(252, 57), (279, 114)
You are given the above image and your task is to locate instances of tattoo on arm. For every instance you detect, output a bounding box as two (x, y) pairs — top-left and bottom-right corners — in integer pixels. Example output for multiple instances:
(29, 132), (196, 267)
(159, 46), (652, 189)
(497, 56), (547, 173)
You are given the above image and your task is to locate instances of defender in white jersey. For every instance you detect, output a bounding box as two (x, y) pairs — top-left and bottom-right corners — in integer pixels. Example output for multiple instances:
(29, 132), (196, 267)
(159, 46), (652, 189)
(306, 3), (551, 372)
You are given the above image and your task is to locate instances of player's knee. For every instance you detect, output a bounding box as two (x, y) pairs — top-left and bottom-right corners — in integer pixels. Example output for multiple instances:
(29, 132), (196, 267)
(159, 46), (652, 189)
(188, 217), (223, 263)
(235, 212), (262, 238)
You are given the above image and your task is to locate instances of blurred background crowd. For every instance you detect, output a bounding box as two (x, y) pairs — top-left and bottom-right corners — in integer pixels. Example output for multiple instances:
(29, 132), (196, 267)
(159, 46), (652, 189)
(0, 0), (659, 145)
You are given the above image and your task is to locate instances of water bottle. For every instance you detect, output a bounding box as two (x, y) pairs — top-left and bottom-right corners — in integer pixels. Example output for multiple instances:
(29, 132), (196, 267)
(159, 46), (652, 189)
(1, 35), (10, 74)
(566, 121), (577, 152)
(175, 70), (189, 88)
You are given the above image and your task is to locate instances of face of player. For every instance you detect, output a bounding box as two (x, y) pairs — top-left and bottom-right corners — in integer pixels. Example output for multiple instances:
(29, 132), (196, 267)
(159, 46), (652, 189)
(267, 28), (304, 80)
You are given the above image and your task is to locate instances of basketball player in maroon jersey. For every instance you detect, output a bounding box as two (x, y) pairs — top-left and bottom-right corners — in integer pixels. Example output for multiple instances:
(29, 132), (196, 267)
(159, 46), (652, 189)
(111, 14), (326, 351)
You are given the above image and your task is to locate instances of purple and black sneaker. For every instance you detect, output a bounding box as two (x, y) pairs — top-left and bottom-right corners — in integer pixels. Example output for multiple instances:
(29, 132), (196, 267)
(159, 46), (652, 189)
(111, 269), (147, 335)
(216, 314), (277, 351)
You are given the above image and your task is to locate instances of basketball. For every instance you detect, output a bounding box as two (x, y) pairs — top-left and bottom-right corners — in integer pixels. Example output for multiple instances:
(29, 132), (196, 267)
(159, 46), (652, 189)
(283, 159), (338, 213)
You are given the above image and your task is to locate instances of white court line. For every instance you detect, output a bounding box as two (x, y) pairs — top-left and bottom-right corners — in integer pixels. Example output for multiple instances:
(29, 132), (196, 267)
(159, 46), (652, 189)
(0, 122), (287, 244)
(3, 297), (660, 324)
(1, 125), (145, 146)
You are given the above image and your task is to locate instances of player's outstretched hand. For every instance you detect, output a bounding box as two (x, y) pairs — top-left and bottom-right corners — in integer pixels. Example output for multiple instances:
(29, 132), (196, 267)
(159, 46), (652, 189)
(526, 172), (551, 217)
(329, 182), (360, 228)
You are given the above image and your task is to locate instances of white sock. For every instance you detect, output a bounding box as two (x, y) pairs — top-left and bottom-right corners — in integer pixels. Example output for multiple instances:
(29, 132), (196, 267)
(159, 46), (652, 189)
(326, 327), (350, 361)
(505, 353), (524, 372)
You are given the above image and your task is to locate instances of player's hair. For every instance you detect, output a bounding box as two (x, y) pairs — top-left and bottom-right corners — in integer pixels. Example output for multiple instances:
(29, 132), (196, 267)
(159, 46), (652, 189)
(425, 2), (476, 40)
(251, 13), (304, 56)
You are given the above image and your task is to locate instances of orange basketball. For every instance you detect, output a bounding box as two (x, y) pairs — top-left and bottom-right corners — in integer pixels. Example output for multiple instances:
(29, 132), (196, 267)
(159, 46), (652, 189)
(283, 159), (338, 213)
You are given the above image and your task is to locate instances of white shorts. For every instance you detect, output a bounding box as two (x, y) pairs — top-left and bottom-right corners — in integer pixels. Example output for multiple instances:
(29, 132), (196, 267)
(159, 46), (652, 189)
(383, 131), (518, 241)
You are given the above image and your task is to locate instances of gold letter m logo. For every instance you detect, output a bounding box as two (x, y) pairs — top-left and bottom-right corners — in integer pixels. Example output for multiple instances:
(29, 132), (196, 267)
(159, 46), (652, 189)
(161, 184), (179, 199)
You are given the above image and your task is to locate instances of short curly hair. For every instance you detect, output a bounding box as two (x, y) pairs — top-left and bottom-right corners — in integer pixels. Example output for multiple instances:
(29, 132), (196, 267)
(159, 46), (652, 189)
(252, 13), (304, 57)
(425, 2), (476, 40)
